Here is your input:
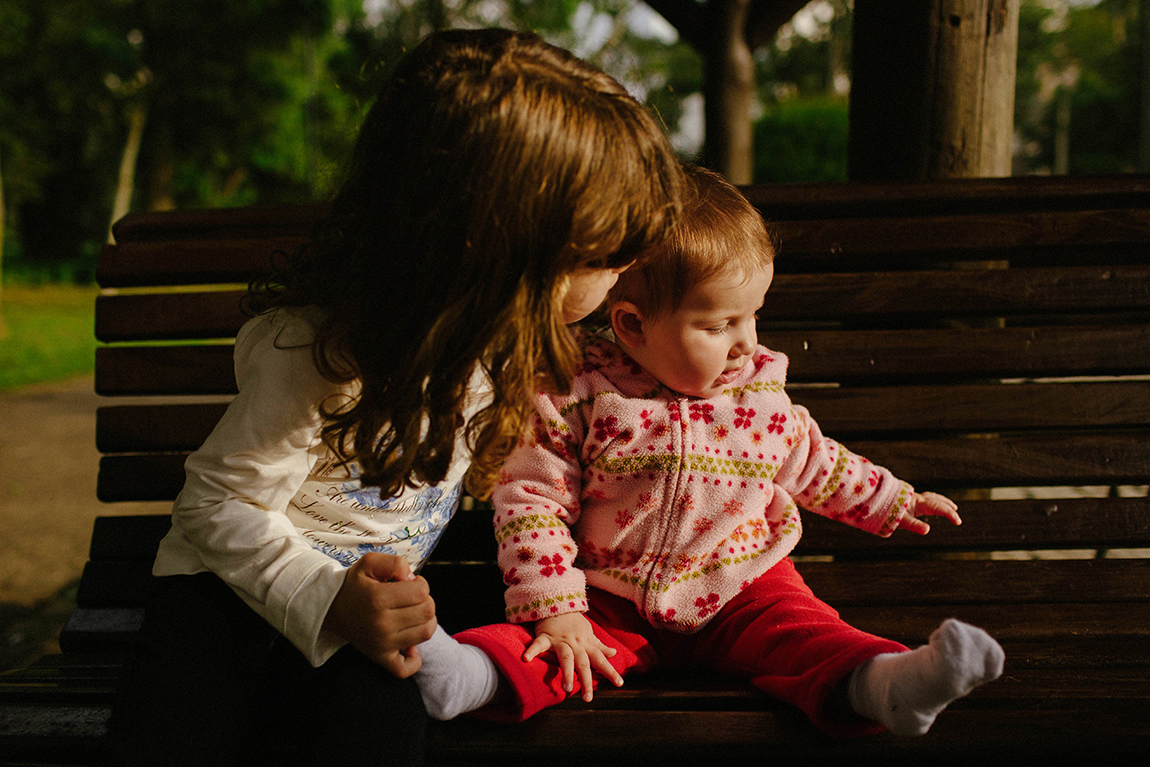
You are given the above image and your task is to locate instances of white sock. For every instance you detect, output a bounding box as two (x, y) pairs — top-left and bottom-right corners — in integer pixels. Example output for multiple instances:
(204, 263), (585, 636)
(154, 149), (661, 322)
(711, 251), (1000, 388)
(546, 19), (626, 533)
(848, 618), (1005, 737)
(414, 625), (501, 721)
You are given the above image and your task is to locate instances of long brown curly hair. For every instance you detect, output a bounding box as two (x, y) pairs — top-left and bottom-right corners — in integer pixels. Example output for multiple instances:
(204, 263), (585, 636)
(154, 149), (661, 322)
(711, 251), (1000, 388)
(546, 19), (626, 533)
(247, 29), (683, 500)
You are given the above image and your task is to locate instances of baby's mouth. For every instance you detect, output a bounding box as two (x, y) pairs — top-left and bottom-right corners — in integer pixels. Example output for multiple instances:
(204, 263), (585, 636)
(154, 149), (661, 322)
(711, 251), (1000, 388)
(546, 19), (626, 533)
(715, 361), (747, 385)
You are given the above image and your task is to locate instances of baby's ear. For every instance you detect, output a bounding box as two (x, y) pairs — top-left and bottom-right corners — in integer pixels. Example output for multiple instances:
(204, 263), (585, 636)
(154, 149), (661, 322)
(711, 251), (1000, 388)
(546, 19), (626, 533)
(610, 301), (646, 349)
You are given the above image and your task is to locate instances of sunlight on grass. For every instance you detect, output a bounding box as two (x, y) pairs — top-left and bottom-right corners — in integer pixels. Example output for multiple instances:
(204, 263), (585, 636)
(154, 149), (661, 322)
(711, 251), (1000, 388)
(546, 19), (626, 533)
(0, 284), (98, 391)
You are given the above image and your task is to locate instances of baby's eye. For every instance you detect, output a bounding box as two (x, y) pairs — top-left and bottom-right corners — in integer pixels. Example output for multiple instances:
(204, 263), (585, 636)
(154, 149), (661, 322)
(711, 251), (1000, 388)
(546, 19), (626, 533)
(706, 324), (729, 335)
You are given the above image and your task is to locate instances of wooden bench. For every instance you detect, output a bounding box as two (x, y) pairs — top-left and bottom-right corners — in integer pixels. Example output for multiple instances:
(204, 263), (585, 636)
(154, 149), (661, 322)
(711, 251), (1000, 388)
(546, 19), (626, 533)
(2, 174), (1148, 765)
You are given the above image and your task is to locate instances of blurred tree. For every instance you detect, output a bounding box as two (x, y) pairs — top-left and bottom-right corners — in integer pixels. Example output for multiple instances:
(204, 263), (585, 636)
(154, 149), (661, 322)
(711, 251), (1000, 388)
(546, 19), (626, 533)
(753, 0), (851, 181)
(0, 0), (124, 280)
(1015, 0), (1141, 175)
(644, 0), (811, 182)
(0, 0), (363, 277)
(754, 96), (848, 181)
(103, 0), (345, 212)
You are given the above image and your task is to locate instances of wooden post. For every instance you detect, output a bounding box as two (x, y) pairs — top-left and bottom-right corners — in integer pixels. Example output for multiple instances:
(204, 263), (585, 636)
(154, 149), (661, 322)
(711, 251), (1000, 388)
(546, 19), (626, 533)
(848, 0), (1020, 180)
(702, 0), (755, 184)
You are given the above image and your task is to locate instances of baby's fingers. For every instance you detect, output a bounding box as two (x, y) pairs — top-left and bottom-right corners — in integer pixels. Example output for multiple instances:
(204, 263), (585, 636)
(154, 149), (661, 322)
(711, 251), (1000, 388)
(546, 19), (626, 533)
(555, 644), (578, 695)
(523, 634), (552, 663)
(916, 492), (962, 526)
(589, 646), (624, 690)
(899, 513), (932, 535)
(575, 651), (596, 701)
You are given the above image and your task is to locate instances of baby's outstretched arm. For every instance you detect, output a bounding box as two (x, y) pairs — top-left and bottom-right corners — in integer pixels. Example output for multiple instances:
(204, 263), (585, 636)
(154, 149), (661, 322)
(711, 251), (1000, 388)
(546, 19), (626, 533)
(896, 492), (962, 535)
(525, 613), (623, 701)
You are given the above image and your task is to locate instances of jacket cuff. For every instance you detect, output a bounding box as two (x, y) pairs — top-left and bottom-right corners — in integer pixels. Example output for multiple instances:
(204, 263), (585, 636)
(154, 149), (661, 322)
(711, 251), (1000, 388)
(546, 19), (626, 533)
(265, 555), (348, 666)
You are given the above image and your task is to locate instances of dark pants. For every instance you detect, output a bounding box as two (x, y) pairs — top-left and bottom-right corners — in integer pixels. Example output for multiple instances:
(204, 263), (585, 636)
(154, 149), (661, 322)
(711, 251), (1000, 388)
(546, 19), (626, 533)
(106, 573), (427, 766)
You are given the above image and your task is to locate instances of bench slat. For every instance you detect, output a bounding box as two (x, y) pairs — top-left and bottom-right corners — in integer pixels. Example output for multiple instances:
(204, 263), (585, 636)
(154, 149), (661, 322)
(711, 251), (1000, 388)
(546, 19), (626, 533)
(851, 433), (1150, 487)
(765, 264), (1150, 319)
(91, 324), (1150, 396)
(742, 174), (1150, 220)
(104, 178), (1150, 244)
(837, 603), (1150, 651)
(95, 290), (247, 342)
(87, 515), (173, 560)
(797, 558), (1150, 605)
(110, 202), (323, 243)
(797, 496), (1150, 552)
(95, 345), (237, 396)
(425, 705), (1149, 763)
(79, 494), (1150, 583)
(73, 556), (1149, 611)
(103, 211), (1150, 287)
(96, 403), (229, 453)
(93, 383), (1150, 455)
(3, 700), (1145, 766)
(93, 265), (1150, 343)
(96, 432), (1150, 503)
(432, 498), (1150, 560)
(772, 324), (1150, 382)
(793, 381), (1150, 436)
(773, 207), (1150, 263)
(97, 238), (301, 288)
(97, 455), (191, 503)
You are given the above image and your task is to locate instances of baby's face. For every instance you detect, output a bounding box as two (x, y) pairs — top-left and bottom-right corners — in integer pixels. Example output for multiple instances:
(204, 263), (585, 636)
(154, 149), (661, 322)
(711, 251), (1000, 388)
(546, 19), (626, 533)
(632, 263), (773, 398)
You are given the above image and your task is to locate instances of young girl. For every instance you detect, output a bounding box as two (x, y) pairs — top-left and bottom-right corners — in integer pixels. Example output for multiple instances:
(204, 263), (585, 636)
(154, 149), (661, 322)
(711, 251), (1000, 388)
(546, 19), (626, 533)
(415, 165), (1005, 738)
(107, 29), (684, 766)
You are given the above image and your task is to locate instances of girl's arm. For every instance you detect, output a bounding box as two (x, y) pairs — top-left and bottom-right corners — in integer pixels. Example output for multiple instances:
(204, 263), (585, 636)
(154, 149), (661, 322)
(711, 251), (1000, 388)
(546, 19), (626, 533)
(163, 311), (433, 667)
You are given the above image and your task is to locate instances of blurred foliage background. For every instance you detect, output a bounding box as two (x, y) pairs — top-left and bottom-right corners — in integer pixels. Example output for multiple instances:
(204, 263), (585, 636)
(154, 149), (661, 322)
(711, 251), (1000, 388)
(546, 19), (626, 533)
(0, 0), (1145, 287)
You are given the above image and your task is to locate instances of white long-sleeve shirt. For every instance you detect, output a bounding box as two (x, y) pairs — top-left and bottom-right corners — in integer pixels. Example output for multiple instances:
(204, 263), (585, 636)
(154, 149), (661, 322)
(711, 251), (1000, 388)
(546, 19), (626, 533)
(153, 307), (488, 666)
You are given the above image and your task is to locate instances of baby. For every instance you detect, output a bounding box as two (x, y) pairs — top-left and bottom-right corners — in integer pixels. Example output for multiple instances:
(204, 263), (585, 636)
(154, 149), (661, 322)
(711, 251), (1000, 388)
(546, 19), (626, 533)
(413, 165), (1004, 738)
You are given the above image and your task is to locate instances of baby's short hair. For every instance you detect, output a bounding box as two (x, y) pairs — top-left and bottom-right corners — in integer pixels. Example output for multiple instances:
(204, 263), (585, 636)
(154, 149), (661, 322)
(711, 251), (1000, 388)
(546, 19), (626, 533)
(611, 164), (777, 318)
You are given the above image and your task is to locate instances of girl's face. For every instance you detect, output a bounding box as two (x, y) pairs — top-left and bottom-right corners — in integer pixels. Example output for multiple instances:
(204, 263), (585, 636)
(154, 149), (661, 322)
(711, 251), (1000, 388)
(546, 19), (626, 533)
(620, 264), (774, 398)
(561, 264), (633, 324)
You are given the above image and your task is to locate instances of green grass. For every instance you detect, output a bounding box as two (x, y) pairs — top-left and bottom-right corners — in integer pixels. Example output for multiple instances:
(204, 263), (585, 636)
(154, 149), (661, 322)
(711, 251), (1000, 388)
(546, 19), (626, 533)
(0, 283), (98, 391)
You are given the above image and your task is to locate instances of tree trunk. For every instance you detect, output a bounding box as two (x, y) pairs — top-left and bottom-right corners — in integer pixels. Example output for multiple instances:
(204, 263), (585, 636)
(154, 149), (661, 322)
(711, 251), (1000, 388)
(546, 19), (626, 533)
(703, 0), (755, 183)
(646, 0), (810, 183)
(147, 102), (176, 212)
(1139, 0), (1150, 171)
(109, 101), (148, 243)
(0, 143), (6, 340)
(848, 0), (1020, 180)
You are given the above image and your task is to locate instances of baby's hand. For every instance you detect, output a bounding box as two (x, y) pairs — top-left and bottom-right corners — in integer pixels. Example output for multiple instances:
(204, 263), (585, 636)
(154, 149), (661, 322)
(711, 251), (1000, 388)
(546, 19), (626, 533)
(897, 491), (962, 535)
(524, 612), (623, 701)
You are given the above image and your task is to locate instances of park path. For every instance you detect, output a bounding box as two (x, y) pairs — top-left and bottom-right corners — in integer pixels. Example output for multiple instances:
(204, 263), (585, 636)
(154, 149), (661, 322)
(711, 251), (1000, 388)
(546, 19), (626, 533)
(0, 375), (168, 669)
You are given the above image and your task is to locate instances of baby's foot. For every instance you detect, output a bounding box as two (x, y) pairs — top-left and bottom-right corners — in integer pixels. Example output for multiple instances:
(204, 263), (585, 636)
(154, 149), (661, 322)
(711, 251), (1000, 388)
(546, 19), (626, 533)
(414, 625), (501, 720)
(848, 619), (1005, 736)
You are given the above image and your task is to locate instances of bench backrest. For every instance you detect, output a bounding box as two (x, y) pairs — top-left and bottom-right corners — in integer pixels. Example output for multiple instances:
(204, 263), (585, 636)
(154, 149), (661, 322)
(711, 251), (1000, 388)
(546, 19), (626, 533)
(90, 175), (1150, 633)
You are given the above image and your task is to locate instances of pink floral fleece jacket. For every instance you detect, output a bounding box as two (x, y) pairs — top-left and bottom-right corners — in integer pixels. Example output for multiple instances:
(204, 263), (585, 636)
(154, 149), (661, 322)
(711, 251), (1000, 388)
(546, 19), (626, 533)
(491, 332), (915, 633)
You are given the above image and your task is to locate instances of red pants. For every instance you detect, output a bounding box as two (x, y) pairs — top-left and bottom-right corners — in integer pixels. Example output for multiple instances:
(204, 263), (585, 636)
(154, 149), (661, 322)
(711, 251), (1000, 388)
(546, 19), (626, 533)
(455, 558), (907, 736)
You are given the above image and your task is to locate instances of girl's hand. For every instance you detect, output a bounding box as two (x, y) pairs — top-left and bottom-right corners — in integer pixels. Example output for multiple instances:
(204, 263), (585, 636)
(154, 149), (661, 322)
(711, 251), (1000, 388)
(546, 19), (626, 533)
(524, 612), (623, 701)
(897, 492), (962, 535)
(323, 553), (437, 678)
